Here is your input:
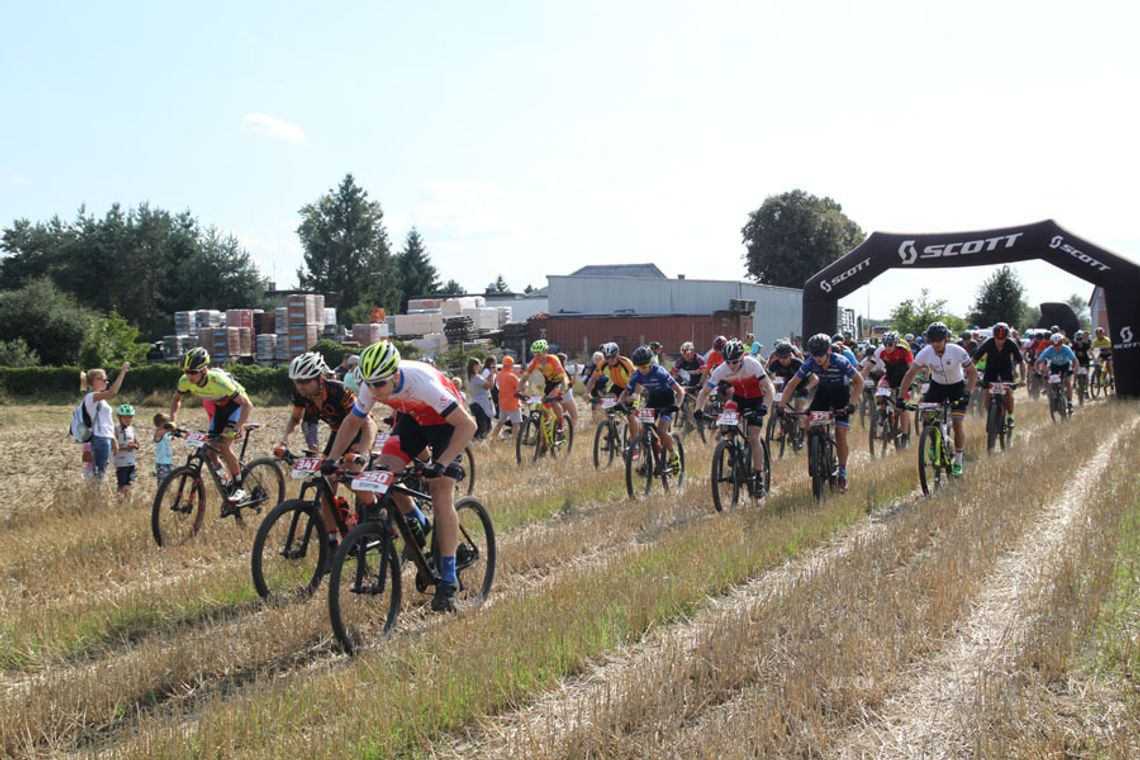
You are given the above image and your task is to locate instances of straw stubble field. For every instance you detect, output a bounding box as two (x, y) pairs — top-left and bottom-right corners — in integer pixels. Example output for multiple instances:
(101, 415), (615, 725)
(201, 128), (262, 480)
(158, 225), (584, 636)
(1, 397), (1138, 758)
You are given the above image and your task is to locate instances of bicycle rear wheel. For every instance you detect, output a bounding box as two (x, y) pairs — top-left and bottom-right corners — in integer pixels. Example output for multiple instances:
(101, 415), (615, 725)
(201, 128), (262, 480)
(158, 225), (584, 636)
(328, 520), (401, 654)
(660, 435), (685, 491)
(251, 498), (327, 602)
(454, 497), (496, 608)
(593, 419), (618, 470)
(152, 466), (206, 546)
(918, 426), (944, 496)
(750, 437), (771, 499)
(557, 413), (574, 456)
(239, 457), (285, 515)
(710, 438), (740, 511)
(455, 446), (476, 497)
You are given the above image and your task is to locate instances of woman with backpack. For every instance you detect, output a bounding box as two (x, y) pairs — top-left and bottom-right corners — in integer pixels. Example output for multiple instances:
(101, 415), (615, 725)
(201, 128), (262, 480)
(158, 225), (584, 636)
(83, 362), (130, 481)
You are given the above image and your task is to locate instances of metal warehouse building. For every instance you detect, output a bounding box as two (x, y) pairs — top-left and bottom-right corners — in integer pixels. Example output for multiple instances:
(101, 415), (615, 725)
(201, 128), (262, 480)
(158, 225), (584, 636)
(526, 264), (802, 357)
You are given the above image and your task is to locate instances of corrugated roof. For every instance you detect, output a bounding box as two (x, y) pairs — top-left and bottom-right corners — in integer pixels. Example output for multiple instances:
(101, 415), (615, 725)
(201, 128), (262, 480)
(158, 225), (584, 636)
(568, 263), (667, 279)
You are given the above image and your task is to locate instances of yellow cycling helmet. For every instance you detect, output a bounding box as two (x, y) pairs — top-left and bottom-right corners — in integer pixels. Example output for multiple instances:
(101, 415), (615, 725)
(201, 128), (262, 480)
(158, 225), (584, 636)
(358, 340), (401, 383)
(183, 347), (210, 372)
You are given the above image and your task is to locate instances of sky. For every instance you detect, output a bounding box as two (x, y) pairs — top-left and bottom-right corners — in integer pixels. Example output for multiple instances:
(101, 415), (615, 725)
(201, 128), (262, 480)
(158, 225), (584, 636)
(2, 1), (1138, 323)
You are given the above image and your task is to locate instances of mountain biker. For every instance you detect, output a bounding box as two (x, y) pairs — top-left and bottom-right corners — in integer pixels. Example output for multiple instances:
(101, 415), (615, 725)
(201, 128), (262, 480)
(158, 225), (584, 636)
(970, 322), (1025, 427)
(1035, 332), (1079, 412)
(325, 340), (476, 613)
(519, 340), (569, 430)
(618, 345), (686, 471)
(897, 322), (978, 476)
(862, 331), (915, 446)
(695, 339), (776, 483)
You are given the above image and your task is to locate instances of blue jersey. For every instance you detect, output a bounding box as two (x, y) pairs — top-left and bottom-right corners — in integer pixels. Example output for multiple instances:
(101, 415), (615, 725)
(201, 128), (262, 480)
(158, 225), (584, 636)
(628, 364), (680, 394)
(1037, 345), (1077, 367)
(795, 353), (857, 390)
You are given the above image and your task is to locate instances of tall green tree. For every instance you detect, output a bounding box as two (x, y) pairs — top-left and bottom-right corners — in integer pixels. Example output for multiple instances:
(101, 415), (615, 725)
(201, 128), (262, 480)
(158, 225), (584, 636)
(890, 288), (965, 338)
(966, 265), (1027, 328)
(0, 278), (99, 365)
(741, 190), (865, 288)
(1065, 292), (1092, 332)
(485, 274), (509, 294)
(394, 228), (439, 311)
(297, 174), (395, 312)
(440, 279), (464, 296)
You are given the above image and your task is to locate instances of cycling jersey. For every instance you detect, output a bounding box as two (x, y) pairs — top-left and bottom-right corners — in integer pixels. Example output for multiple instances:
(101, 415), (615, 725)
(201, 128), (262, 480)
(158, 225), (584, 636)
(869, 345), (913, 384)
(671, 356), (704, 388)
(628, 364), (681, 395)
(1091, 336), (1113, 356)
(795, 353), (857, 390)
(590, 356), (636, 390)
(766, 355), (803, 381)
(291, 378), (357, 432)
(971, 337), (1023, 380)
(707, 355), (769, 400)
(913, 344), (973, 386)
(176, 368), (245, 403)
(1071, 340), (1092, 367)
(352, 360), (464, 426)
(1036, 345), (1077, 368)
(524, 354), (567, 384)
(701, 350), (725, 373)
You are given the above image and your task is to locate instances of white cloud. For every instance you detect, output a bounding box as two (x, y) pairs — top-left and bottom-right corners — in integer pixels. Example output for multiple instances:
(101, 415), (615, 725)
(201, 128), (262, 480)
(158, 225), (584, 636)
(2, 174), (28, 185)
(411, 180), (521, 238)
(243, 112), (307, 144)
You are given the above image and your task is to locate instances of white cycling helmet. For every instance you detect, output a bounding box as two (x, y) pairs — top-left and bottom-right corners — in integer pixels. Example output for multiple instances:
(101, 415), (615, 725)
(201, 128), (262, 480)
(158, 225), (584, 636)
(591, 351), (604, 364)
(289, 351), (326, 380)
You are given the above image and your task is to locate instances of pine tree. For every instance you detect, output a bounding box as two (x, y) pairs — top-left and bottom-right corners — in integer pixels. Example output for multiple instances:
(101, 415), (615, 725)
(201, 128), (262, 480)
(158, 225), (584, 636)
(394, 228), (439, 311)
(967, 266), (1026, 328)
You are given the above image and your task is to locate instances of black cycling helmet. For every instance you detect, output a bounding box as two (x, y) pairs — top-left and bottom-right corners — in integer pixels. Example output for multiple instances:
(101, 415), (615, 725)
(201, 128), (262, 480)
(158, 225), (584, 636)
(1049, 324), (1060, 333)
(806, 333), (832, 356)
(992, 322), (1010, 339)
(648, 340), (662, 352)
(883, 331), (899, 347)
(831, 333), (844, 345)
(712, 335), (727, 352)
(925, 321), (950, 342)
(774, 339), (793, 357)
(631, 345), (654, 366)
(722, 339), (746, 362)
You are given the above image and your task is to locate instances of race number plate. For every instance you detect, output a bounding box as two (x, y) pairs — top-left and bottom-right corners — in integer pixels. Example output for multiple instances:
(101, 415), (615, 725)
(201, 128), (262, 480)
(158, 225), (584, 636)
(773, 377), (786, 389)
(988, 383), (1009, 393)
(808, 411), (833, 427)
(1078, 367), (1088, 376)
(875, 382), (892, 397)
(917, 402), (940, 412)
(601, 397), (618, 410)
(773, 392), (783, 403)
(291, 457), (322, 479)
(1049, 374), (1061, 384)
(676, 369), (691, 384)
(527, 395), (543, 406)
(636, 407), (657, 423)
(372, 431), (390, 454)
(920, 383), (930, 395)
(716, 411), (739, 426)
(350, 470), (394, 494)
(184, 431), (208, 448)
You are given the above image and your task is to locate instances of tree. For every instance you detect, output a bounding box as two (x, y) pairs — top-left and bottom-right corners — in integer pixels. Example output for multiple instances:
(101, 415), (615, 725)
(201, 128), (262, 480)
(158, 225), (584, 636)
(76, 310), (149, 369)
(440, 279), (464, 296)
(296, 174), (396, 312)
(485, 274), (509, 294)
(523, 284), (536, 294)
(741, 190), (865, 288)
(1066, 293), (1092, 332)
(0, 338), (40, 367)
(0, 278), (98, 365)
(394, 228), (439, 312)
(966, 266), (1026, 328)
(890, 289), (965, 339)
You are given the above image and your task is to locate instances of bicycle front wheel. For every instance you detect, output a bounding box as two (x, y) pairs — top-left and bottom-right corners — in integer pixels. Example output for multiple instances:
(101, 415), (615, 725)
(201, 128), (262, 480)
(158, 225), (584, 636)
(455, 446), (475, 497)
(251, 498), (328, 602)
(986, 402), (1001, 453)
(454, 497), (496, 608)
(152, 466), (206, 546)
(516, 415), (536, 465)
(808, 433), (827, 502)
(660, 435), (685, 491)
(625, 437), (653, 498)
(240, 457), (286, 515)
(918, 426), (944, 496)
(593, 419), (618, 470)
(328, 520), (401, 654)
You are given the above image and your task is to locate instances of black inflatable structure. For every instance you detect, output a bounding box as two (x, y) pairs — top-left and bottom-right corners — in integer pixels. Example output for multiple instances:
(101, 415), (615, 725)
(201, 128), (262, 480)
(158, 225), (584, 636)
(802, 220), (1140, 397)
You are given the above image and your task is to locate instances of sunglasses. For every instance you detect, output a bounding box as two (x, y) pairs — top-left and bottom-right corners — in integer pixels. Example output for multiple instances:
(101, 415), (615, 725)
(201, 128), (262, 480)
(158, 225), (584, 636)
(726, 358), (743, 366)
(186, 369), (204, 376)
(635, 363), (652, 372)
(366, 378), (391, 389)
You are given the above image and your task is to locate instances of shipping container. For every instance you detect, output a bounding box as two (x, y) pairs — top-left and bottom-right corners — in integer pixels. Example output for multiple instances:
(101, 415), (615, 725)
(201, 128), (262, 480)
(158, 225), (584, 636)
(525, 313), (755, 361)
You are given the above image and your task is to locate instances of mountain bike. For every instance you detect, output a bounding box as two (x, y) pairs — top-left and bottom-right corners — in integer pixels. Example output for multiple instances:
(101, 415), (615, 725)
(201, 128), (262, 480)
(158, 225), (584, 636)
(673, 392), (707, 445)
(789, 409), (840, 502)
(903, 398), (955, 496)
(327, 464), (495, 653)
(515, 394), (573, 464)
(621, 404), (685, 498)
(1090, 355), (1113, 398)
(710, 403), (771, 511)
(983, 381), (1019, 453)
(857, 384), (874, 428)
(371, 429), (476, 498)
(591, 396), (628, 470)
(1075, 365), (1089, 405)
(868, 378), (903, 458)
(765, 378), (803, 458)
(1044, 370), (1071, 423)
(152, 426), (285, 546)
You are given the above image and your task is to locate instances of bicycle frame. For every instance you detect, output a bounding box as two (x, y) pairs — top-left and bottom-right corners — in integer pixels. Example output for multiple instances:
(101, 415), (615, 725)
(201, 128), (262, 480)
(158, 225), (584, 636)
(176, 427), (257, 498)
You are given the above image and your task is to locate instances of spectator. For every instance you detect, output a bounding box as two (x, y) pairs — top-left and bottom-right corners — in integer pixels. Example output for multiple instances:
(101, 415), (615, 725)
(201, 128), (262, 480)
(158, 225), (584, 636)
(83, 362), (130, 481)
(153, 412), (175, 483)
(467, 357), (494, 439)
(113, 403), (140, 496)
(490, 356), (522, 442)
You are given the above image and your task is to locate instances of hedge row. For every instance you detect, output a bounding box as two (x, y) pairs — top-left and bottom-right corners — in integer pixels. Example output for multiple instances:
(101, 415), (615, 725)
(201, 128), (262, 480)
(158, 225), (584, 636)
(0, 364), (293, 399)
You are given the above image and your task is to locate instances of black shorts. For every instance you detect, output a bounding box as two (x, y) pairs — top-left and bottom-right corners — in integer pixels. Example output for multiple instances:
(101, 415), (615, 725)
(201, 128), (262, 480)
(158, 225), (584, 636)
(393, 414), (458, 466)
(543, 380), (565, 397)
(982, 371), (1015, 385)
(734, 395), (767, 427)
(209, 398), (241, 437)
(645, 389), (677, 420)
(322, 426), (364, 457)
(1044, 364), (1073, 378)
(810, 386), (851, 425)
(923, 380), (968, 411)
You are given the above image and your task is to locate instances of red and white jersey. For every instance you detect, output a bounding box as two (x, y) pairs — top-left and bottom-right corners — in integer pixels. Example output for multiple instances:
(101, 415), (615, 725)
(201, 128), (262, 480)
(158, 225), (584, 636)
(706, 355), (769, 399)
(352, 360), (464, 426)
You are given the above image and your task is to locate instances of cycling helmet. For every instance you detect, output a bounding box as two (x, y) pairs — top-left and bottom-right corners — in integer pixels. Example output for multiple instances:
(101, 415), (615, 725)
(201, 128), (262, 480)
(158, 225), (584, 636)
(116, 403), (135, 416)
(1050, 332), (1064, 344)
(992, 322), (1010, 339)
(648, 340), (662, 352)
(358, 340), (401, 383)
(806, 333), (832, 356)
(722, 339), (746, 362)
(680, 341), (695, 353)
(774, 339), (793, 357)
(183, 347), (210, 372)
(631, 345), (654, 366)
(883, 331), (899, 347)
(530, 339), (549, 354)
(1095, 325), (1105, 334)
(904, 333), (915, 343)
(712, 335), (727, 352)
(601, 342), (620, 359)
(1050, 325), (1060, 333)
(288, 351), (326, 381)
(842, 330), (853, 342)
(1074, 330), (1087, 341)
(925, 322), (950, 342)
(591, 350), (604, 363)
(831, 333), (844, 345)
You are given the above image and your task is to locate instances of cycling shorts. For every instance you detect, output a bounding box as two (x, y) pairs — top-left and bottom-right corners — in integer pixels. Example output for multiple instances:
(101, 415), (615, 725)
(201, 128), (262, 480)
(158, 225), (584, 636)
(809, 386), (851, 427)
(208, 399), (242, 437)
(384, 414), (458, 467)
(735, 395), (767, 427)
(322, 426), (364, 458)
(645, 389), (676, 421)
(543, 380), (565, 398)
(923, 380), (969, 415)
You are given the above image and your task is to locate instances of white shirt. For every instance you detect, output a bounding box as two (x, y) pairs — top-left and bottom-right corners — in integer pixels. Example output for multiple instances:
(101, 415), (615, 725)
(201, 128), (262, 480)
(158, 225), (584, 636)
(913, 344), (973, 385)
(113, 425), (137, 467)
(84, 392), (115, 438)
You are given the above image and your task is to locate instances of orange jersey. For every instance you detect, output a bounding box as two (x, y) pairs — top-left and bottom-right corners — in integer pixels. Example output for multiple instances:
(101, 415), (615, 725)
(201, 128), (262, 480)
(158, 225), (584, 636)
(591, 356), (636, 389)
(496, 369), (521, 412)
(702, 350), (724, 373)
(524, 354), (567, 384)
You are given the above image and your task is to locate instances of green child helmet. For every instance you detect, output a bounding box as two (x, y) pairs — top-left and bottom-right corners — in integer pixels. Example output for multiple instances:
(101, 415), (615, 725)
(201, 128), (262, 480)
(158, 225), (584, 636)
(117, 403), (136, 417)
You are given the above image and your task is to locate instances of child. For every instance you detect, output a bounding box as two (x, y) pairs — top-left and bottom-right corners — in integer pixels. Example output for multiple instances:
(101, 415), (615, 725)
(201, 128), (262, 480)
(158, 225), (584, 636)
(82, 442), (95, 480)
(153, 412), (174, 483)
(113, 403), (140, 496)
